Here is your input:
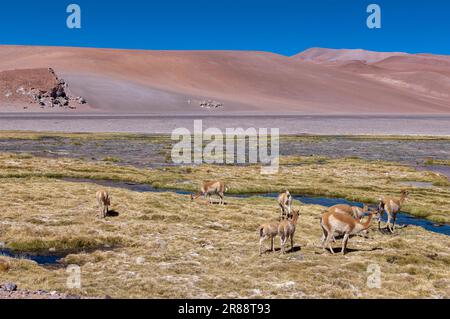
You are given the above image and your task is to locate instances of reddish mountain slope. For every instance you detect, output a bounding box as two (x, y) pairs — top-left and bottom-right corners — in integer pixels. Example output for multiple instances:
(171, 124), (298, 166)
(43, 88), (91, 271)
(292, 48), (407, 64)
(0, 45), (449, 114)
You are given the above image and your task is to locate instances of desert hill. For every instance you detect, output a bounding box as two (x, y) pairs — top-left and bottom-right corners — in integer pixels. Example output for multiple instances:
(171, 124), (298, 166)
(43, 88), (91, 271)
(292, 47), (408, 64)
(0, 45), (449, 114)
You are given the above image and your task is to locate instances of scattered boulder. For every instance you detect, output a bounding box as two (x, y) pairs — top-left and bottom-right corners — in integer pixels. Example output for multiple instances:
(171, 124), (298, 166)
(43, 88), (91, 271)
(76, 97), (87, 104)
(199, 99), (223, 109)
(0, 285), (92, 299)
(1, 283), (18, 292)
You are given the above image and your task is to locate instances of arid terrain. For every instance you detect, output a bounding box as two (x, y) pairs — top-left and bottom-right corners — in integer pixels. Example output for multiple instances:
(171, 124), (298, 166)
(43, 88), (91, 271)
(0, 132), (449, 299)
(0, 45), (449, 299)
(0, 45), (450, 114)
(0, 114), (449, 136)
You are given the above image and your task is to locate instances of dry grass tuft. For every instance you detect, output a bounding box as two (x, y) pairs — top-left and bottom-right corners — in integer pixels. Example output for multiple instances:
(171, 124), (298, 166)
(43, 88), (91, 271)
(0, 259), (11, 272)
(0, 176), (449, 298)
(0, 153), (449, 222)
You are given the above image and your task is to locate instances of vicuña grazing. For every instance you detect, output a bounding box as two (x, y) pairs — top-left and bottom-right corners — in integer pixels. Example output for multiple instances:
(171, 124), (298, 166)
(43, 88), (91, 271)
(320, 209), (379, 255)
(378, 190), (409, 233)
(278, 190), (293, 219)
(96, 190), (111, 218)
(191, 181), (228, 205)
(278, 210), (300, 254)
(323, 204), (369, 243)
(259, 220), (280, 256)
(327, 204), (369, 221)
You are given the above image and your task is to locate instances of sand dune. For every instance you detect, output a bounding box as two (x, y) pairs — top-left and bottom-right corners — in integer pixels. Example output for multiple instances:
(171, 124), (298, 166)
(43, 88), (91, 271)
(0, 45), (449, 114)
(375, 55), (450, 76)
(294, 48), (450, 110)
(292, 47), (408, 64)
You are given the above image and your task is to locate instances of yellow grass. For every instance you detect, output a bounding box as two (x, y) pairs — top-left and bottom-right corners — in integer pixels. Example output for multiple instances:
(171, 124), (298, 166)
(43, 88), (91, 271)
(424, 159), (450, 166)
(0, 177), (449, 298)
(1, 152), (448, 222)
(0, 133), (449, 299)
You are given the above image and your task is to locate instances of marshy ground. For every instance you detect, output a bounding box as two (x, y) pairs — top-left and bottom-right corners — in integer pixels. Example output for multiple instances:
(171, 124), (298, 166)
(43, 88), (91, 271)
(0, 132), (449, 298)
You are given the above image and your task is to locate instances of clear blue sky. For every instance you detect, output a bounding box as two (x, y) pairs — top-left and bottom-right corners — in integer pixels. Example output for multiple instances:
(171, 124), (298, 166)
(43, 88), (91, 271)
(0, 0), (449, 56)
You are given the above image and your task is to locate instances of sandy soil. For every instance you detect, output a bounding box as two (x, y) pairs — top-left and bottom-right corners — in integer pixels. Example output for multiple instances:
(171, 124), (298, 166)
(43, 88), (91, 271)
(0, 114), (449, 136)
(293, 47), (408, 63)
(0, 46), (449, 114)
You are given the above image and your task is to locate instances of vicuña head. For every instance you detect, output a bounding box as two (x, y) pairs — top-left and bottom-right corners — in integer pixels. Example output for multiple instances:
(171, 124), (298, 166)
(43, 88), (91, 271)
(359, 208), (381, 239)
(289, 210), (300, 223)
(400, 189), (410, 199)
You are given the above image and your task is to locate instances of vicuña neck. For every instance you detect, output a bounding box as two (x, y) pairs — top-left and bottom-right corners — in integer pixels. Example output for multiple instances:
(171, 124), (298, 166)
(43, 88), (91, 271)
(400, 195), (407, 205)
(362, 214), (374, 229)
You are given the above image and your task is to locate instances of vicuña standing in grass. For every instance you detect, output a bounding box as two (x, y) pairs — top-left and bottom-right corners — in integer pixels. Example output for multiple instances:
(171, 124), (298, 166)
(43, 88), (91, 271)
(378, 190), (409, 233)
(191, 181), (228, 205)
(259, 220), (280, 256)
(324, 204), (370, 243)
(327, 204), (369, 221)
(96, 190), (111, 218)
(320, 209), (379, 255)
(278, 210), (300, 254)
(278, 190), (293, 219)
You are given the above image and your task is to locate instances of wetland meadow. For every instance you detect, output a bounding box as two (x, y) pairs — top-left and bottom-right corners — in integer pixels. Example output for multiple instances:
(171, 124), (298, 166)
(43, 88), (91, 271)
(0, 131), (449, 298)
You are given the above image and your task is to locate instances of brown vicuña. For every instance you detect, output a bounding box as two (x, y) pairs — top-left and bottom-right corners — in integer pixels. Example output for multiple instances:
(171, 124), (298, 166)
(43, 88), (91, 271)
(278, 210), (300, 254)
(191, 181), (228, 205)
(96, 190), (110, 219)
(278, 190), (293, 219)
(320, 209), (380, 255)
(327, 204), (369, 221)
(258, 220), (280, 256)
(378, 190), (409, 233)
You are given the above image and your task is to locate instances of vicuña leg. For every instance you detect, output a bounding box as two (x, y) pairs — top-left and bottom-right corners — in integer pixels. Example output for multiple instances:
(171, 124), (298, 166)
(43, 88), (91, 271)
(259, 236), (267, 256)
(341, 233), (349, 255)
(392, 212), (398, 232)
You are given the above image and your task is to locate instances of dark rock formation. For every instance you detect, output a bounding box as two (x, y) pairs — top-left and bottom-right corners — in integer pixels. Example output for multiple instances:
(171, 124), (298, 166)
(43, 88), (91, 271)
(0, 68), (88, 110)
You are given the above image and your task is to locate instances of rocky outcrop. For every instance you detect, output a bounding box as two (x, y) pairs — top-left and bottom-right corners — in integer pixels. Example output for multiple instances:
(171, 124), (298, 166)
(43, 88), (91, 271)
(0, 282), (97, 299)
(199, 100), (223, 109)
(0, 68), (87, 110)
(0, 283), (17, 292)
